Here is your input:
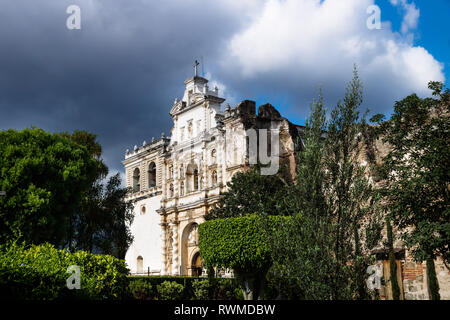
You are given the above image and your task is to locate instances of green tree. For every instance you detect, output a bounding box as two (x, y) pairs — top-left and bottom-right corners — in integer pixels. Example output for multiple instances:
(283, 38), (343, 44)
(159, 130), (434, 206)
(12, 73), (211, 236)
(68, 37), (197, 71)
(269, 68), (382, 300)
(378, 81), (449, 300)
(199, 215), (286, 300)
(205, 166), (286, 220)
(62, 131), (134, 259)
(91, 173), (134, 258)
(324, 67), (382, 299)
(0, 128), (98, 247)
(267, 90), (335, 299)
(69, 173), (134, 258)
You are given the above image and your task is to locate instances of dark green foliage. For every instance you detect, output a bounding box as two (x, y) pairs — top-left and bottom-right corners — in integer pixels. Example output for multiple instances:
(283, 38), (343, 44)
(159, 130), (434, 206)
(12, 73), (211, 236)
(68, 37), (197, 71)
(191, 278), (241, 300)
(129, 276), (193, 300)
(192, 279), (209, 299)
(127, 276), (241, 300)
(199, 215), (285, 272)
(369, 113), (386, 124)
(128, 278), (153, 300)
(199, 215), (286, 300)
(205, 166), (286, 220)
(426, 257), (440, 300)
(0, 128), (98, 247)
(157, 281), (184, 300)
(0, 242), (130, 300)
(269, 68), (382, 300)
(378, 81), (449, 300)
(0, 128), (134, 258)
(319, 68), (381, 299)
(62, 131), (134, 258)
(70, 172), (134, 258)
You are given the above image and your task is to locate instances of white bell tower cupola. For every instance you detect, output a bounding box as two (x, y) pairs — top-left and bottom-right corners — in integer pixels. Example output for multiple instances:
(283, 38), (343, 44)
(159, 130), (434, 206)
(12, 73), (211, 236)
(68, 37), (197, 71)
(169, 60), (225, 145)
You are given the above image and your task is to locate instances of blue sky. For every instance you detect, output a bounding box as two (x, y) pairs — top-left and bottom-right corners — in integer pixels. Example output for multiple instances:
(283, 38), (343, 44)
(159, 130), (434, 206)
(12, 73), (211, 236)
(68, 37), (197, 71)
(254, 0), (449, 125)
(377, 0), (449, 83)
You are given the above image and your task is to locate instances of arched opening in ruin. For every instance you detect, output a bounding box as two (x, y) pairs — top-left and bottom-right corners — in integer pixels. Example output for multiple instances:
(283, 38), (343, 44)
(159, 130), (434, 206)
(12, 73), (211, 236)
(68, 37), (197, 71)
(133, 168), (140, 192)
(148, 162), (156, 188)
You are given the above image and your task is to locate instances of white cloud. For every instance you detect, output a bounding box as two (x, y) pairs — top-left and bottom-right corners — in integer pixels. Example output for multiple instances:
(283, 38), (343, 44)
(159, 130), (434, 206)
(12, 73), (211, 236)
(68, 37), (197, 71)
(401, 2), (420, 34)
(222, 0), (444, 115)
(390, 0), (420, 34)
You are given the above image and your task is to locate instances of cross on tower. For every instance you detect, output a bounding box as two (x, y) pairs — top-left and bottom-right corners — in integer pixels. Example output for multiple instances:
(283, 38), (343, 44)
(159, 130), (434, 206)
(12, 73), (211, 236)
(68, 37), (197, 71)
(193, 60), (199, 77)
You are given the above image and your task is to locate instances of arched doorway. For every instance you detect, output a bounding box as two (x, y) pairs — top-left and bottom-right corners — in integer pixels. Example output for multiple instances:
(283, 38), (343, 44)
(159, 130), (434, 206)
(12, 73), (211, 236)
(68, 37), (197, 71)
(181, 222), (199, 275)
(191, 252), (203, 277)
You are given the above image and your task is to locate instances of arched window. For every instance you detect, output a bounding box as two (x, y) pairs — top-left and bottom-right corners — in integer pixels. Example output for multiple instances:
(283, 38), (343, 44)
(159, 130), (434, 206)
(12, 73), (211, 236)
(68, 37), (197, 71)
(133, 168), (140, 192)
(186, 163), (198, 193)
(141, 205), (146, 215)
(137, 256), (143, 274)
(180, 181), (185, 196)
(148, 162), (156, 188)
(212, 170), (217, 186)
(193, 169), (199, 191)
(169, 183), (174, 198)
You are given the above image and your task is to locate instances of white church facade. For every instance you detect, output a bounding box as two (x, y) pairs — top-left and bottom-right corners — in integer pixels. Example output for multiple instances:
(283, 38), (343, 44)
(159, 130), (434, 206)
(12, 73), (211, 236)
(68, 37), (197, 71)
(122, 63), (301, 276)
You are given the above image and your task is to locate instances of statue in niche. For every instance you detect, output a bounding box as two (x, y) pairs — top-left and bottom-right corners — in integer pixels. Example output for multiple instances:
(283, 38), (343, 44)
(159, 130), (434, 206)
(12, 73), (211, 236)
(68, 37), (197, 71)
(188, 121), (193, 137)
(187, 224), (198, 246)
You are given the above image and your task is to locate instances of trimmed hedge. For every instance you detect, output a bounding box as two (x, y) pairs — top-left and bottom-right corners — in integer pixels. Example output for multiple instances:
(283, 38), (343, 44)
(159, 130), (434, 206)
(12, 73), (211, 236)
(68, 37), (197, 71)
(157, 281), (184, 300)
(128, 276), (242, 300)
(128, 278), (152, 300)
(0, 242), (130, 300)
(198, 215), (287, 272)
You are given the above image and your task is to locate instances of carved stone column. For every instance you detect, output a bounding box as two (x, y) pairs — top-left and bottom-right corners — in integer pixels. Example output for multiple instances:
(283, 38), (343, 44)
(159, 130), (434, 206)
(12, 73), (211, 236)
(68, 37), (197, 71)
(202, 144), (208, 190)
(170, 220), (180, 275)
(161, 159), (166, 197)
(160, 219), (167, 275)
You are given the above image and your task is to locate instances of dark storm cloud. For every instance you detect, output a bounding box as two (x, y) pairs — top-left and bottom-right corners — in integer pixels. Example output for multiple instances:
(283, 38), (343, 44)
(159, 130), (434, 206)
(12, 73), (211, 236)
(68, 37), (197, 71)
(0, 0), (445, 177)
(0, 0), (253, 173)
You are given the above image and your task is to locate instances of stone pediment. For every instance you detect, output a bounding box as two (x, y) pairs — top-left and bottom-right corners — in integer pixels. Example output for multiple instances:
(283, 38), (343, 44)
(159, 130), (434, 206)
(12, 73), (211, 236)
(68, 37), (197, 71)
(170, 100), (186, 116)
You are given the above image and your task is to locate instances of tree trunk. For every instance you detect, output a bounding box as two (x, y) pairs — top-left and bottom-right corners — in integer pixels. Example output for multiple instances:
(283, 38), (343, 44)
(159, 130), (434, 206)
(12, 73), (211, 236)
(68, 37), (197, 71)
(426, 255), (440, 300)
(386, 218), (400, 300)
(237, 270), (267, 300)
(207, 266), (215, 299)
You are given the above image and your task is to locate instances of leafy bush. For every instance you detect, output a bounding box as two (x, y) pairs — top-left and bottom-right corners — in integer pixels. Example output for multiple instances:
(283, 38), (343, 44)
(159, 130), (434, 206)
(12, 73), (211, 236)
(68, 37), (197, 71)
(128, 276), (241, 300)
(157, 281), (184, 300)
(129, 278), (153, 300)
(199, 215), (289, 300)
(0, 242), (130, 300)
(215, 278), (242, 300)
(198, 215), (287, 272)
(190, 278), (241, 300)
(192, 279), (209, 300)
